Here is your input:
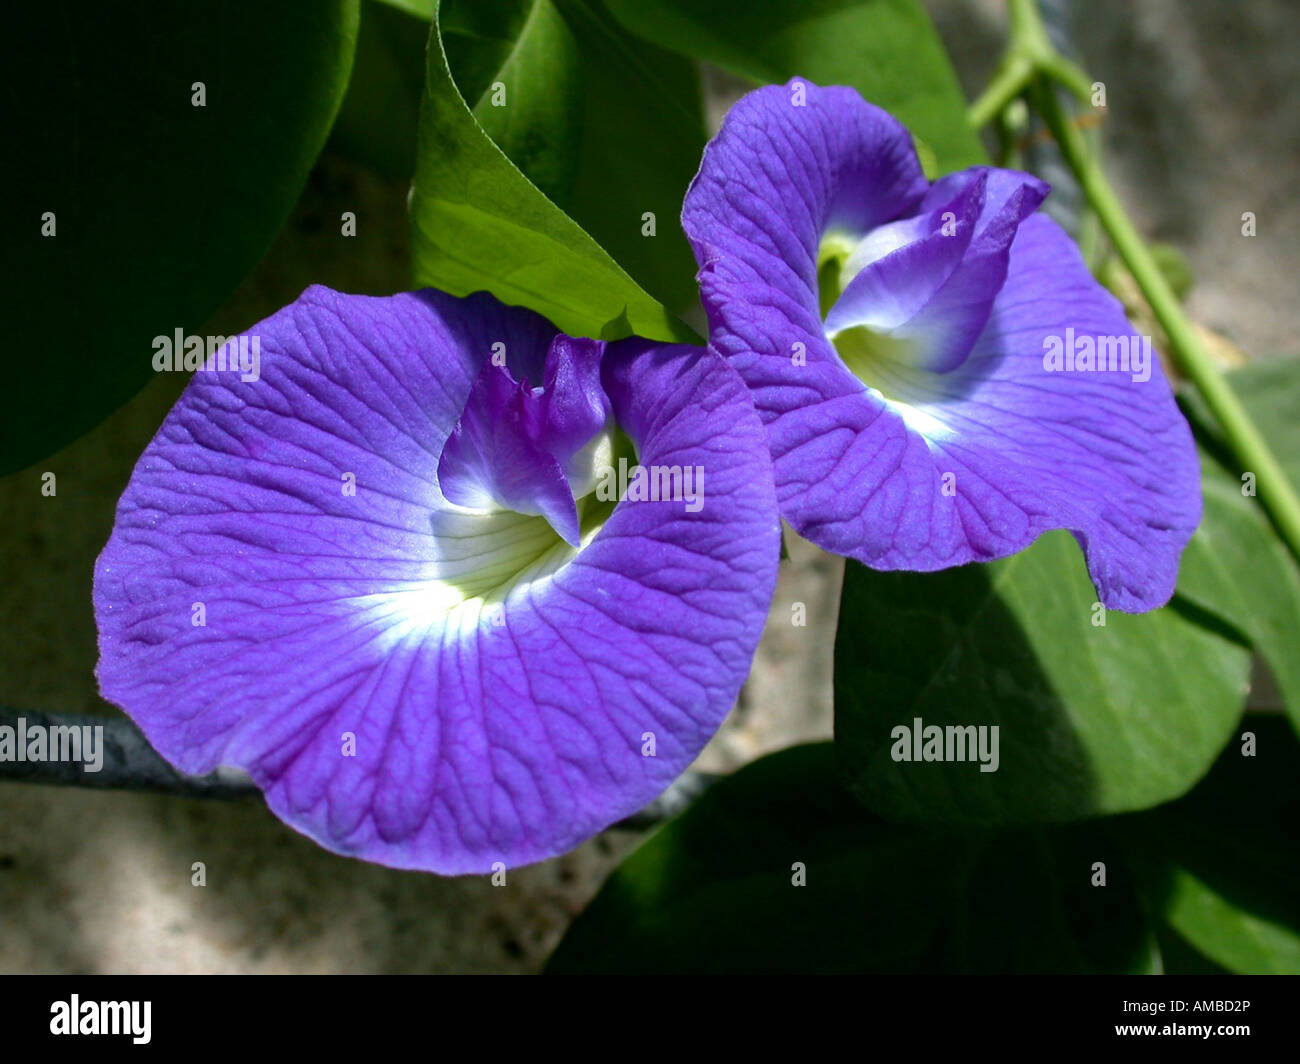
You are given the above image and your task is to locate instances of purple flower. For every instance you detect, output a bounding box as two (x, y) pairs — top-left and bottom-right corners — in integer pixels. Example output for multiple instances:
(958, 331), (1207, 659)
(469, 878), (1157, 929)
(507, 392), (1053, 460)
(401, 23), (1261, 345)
(682, 82), (1200, 611)
(94, 287), (779, 873)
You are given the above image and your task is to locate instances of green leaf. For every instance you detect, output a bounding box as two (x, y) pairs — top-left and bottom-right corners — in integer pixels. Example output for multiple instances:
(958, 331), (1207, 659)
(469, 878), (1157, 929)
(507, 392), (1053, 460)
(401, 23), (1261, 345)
(373, 0), (434, 17)
(2, 2), (360, 474)
(411, 1), (697, 341)
(1177, 358), (1300, 729)
(1177, 469), (1300, 724)
(1181, 356), (1300, 494)
(1116, 714), (1300, 974)
(548, 744), (1156, 974)
(550, 1), (706, 312)
(443, 0), (584, 205)
(604, 0), (986, 173)
(330, 0), (430, 179)
(438, 0), (706, 312)
(553, 727), (1299, 973)
(834, 531), (1252, 825)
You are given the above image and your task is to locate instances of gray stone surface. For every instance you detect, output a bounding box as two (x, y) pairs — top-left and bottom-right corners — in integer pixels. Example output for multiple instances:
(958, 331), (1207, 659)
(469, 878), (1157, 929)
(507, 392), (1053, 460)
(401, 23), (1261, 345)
(924, 0), (1299, 356)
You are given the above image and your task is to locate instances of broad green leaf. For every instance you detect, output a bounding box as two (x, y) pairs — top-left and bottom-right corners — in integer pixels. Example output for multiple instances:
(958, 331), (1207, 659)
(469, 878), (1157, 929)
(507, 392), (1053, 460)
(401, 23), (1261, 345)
(551, 745), (964, 974)
(412, 1), (696, 341)
(1156, 871), (1300, 974)
(552, 730), (1296, 974)
(444, 0), (584, 205)
(2, 2), (360, 474)
(604, 0), (986, 173)
(1177, 468), (1300, 725)
(1116, 715), (1300, 974)
(835, 531), (1252, 825)
(553, 1), (706, 311)
(548, 744), (1156, 974)
(439, 0), (706, 311)
(330, 0), (430, 179)
(1176, 358), (1300, 729)
(373, 0), (434, 17)
(1182, 357), (1300, 493)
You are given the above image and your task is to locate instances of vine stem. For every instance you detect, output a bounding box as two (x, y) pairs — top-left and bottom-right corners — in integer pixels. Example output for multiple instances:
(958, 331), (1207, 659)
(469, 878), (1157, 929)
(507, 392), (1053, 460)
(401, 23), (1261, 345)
(0, 707), (711, 825)
(970, 0), (1300, 563)
(968, 54), (1034, 130)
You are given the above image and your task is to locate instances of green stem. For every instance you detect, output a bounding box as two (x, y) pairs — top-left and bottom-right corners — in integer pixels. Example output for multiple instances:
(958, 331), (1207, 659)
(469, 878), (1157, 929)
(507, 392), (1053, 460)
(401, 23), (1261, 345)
(968, 53), (1034, 129)
(1036, 78), (1300, 561)
(970, 0), (1300, 560)
(971, 0), (1092, 130)
(1040, 52), (1094, 103)
(1008, 0), (1053, 57)
(1007, 0), (1093, 102)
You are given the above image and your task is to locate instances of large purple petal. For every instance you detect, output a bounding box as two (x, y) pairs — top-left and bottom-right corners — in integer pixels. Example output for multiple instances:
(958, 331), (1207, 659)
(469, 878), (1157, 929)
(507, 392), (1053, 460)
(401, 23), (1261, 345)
(683, 81), (927, 335)
(681, 81), (927, 511)
(94, 287), (779, 873)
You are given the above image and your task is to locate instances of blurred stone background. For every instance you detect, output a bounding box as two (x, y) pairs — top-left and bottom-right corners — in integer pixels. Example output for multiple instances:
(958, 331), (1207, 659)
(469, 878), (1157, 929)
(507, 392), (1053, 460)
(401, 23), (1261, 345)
(925, 0), (1298, 357)
(1, 0), (1295, 973)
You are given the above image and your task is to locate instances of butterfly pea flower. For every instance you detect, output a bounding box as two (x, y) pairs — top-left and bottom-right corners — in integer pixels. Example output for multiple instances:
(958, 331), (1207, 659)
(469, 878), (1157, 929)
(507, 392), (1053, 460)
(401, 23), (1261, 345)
(682, 81), (1200, 611)
(93, 287), (779, 873)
